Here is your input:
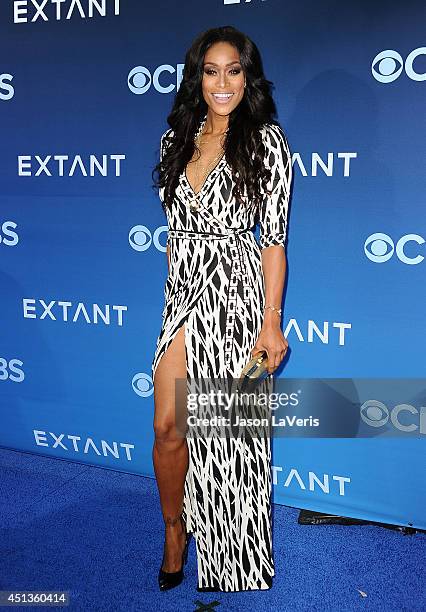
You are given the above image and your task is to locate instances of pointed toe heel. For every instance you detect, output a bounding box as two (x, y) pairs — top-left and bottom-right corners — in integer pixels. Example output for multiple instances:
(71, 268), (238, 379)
(158, 515), (192, 591)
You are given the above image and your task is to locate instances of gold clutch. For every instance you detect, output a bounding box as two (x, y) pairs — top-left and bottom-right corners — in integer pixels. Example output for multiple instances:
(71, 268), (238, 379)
(237, 350), (269, 393)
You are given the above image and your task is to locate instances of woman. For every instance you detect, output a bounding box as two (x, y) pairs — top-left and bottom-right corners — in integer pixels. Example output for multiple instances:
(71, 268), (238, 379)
(151, 25), (292, 592)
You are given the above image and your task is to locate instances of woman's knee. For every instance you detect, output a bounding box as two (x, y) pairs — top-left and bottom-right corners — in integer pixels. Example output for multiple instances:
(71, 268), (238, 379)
(153, 417), (185, 446)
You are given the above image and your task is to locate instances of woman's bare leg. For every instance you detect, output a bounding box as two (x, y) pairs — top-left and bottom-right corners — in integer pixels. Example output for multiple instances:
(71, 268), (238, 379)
(152, 323), (189, 572)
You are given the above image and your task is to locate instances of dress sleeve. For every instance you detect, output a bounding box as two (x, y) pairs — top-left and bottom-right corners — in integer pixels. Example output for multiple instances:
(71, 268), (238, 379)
(158, 128), (173, 206)
(160, 128), (173, 162)
(258, 123), (292, 250)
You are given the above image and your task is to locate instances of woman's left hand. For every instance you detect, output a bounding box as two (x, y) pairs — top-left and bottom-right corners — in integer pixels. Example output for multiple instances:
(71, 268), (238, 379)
(251, 319), (289, 374)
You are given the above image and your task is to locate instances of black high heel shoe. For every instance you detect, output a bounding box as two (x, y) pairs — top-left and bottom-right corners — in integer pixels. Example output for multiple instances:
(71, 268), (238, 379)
(158, 514), (192, 591)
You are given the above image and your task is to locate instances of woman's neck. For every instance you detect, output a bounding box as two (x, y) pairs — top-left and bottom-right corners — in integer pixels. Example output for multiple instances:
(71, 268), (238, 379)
(203, 111), (229, 136)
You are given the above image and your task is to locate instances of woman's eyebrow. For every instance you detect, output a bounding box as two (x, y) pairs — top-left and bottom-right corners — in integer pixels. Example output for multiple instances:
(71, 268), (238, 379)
(203, 61), (242, 66)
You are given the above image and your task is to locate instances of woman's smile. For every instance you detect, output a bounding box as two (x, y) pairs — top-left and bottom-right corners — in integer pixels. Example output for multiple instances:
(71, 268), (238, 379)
(211, 92), (234, 104)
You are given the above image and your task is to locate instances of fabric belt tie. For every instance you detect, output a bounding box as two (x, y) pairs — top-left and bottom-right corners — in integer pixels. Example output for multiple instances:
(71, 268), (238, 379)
(167, 228), (250, 240)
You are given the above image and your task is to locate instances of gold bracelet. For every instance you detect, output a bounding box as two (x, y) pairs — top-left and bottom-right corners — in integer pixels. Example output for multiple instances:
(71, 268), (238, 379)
(264, 305), (282, 316)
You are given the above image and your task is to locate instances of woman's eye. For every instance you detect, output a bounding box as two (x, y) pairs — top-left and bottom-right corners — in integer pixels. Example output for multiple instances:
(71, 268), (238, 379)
(204, 68), (242, 75)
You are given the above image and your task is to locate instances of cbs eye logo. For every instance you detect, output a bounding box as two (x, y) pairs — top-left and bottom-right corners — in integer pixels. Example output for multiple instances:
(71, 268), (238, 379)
(364, 233), (425, 265)
(360, 400), (426, 434)
(128, 64), (185, 94)
(372, 47), (426, 83)
(128, 225), (167, 252)
(132, 373), (153, 397)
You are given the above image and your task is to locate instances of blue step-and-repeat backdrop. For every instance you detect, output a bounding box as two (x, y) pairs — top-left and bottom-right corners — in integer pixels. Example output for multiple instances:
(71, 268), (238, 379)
(1, 1), (425, 529)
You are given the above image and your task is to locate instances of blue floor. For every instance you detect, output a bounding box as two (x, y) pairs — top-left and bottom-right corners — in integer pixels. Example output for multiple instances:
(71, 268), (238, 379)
(0, 447), (424, 612)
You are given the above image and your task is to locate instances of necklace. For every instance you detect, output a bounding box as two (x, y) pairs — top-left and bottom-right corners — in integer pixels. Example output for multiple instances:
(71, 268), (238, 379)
(198, 130), (228, 145)
(187, 117), (228, 210)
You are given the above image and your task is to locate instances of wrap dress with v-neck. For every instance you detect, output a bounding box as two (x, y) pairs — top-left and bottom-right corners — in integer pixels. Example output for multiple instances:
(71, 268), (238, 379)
(151, 116), (292, 591)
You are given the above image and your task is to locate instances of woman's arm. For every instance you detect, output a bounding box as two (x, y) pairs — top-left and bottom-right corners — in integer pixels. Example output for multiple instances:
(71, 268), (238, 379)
(252, 124), (292, 373)
(254, 245), (288, 372)
(262, 245), (286, 325)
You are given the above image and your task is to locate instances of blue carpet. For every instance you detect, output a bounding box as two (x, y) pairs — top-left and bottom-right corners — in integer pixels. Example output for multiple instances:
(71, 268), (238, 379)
(0, 447), (424, 612)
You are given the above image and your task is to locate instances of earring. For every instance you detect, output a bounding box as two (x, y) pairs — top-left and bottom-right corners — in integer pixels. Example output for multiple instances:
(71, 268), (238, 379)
(244, 81), (247, 88)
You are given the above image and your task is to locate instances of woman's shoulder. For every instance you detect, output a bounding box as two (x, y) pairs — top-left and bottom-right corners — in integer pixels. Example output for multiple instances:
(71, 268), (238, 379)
(159, 127), (174, 159)
(259, 122), (289, 149)
(160, 127), (174, 146)
(258, 122), (292, 179)
(162, 126), (174, 138)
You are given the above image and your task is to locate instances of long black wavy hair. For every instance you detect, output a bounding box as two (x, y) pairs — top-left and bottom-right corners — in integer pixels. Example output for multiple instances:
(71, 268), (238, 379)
(152, 25), (281, 210)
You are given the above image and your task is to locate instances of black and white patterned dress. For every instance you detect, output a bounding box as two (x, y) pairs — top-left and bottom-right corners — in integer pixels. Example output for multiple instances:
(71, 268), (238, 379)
(151, 115), (292, 591)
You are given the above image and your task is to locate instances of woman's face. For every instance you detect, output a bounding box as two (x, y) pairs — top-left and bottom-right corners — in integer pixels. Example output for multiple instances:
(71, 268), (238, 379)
(201, 41), (245, 118)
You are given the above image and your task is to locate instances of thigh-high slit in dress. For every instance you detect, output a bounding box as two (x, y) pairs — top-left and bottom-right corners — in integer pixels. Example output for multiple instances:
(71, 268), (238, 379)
(151, 116), (292, 592)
